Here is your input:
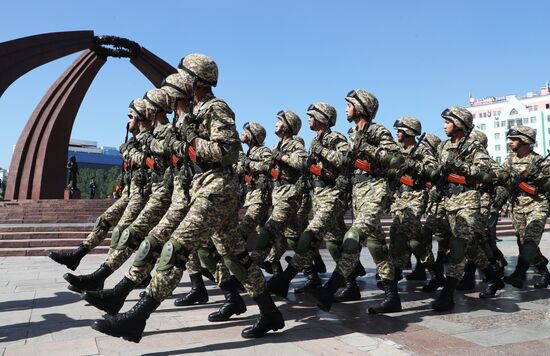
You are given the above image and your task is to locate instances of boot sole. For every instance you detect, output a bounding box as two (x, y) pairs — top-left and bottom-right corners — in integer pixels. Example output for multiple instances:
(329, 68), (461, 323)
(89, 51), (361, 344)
(208, 309), (246, 322)
(174, 298), (209, 307)
(91, 322), (142, 343)
(67, 284), (84, 294)
(241, 320), (285, 338)
(83, 294), (122, 315)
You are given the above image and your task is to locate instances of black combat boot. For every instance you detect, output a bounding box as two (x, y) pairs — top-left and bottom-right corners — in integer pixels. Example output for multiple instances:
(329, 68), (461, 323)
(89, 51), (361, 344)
(422, 263), (446, 292)
(91, 293), (160, 343)
(241, 290), (285, 338)
(334, 262), (364, 302)
(479, 263), (504, 298)
(136, 274), (152, 289)
(406, 261), (427, 281)
(260, 261), (273, 274)
(174, 273), (209, 306)
(48, 244), (89, 271)
(64, 264), (114, 293)
(306, 270), (345, 312)
(294, 265), (321, 294)
(271, 261), (283, 278)
(201, 267), (216, 283)
(267, 264), (299, 298)
(534, 257), (550, 289)
(432, 277), (459, 311)
(208, 278), (246, 322)
(83, 277), (136, 315)
(368, 280), (402, 314)
(313, 253), (327, 274)
(493, 247), (508, 268)
(503, 257), (529, 288)
(456, 261), (476, 291)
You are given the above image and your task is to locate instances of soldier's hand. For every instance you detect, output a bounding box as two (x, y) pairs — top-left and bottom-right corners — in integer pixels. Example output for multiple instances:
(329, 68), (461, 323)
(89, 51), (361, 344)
(428, 188), (443, 202)
(242, 155), (252, 169)
(311, 139), (324, 156)
(335, 175), (351, 193)
(140, 132), (154, 149)
(181, 121), (198, 144)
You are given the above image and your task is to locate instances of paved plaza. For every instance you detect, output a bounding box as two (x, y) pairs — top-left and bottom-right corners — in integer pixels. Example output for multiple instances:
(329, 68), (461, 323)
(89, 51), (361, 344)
(2, 234), (550, 355)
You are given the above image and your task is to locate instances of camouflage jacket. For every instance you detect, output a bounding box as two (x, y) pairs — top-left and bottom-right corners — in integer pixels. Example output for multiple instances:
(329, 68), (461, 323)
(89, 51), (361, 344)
(237, 145), (272, 179)
(123, 129), (152, 167)
(502, 151), (550, 205)
(349, 122), (400, 178)
(272, 136), (307, 183)
(147, 121), (173, 172)
(310, 129), (349, 181)
(398, 140), (437, 186)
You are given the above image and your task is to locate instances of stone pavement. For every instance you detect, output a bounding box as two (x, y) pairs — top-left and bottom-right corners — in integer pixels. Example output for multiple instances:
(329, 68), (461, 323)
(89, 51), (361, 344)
(1, 233), (550, 355)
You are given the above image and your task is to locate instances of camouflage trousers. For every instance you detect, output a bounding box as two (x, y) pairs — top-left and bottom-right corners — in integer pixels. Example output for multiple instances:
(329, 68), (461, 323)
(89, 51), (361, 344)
(252, 184), (302, 265)
(389, 189), (427, 270)
(148, 171), (265, 301)
(82, 185), (130, 250)
(125, 174), (190, 284)
(464, 191), (492, 270)
(105, 173), (173, 271)
(338, 178), (394, 281)
(511, 196), (549, 266)
(416, 200), (451, 266)
(238, 188), (271, 240)
(290, 185), (346, 271)
(443, 190), (482, 280)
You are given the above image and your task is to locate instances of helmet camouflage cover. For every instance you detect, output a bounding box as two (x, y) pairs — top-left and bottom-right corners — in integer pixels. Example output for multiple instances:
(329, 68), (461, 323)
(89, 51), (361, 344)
(393, 116), (422, 136)
(345, 89), (379, 120)
(507, 125), (536, 144)
(128, 98), (148, 122)
(243, 121), (266, 145)
(423, 133), (442, 152)
(307, 102), (337, 127)
(470, 129), (488, 148)
(161, 73), (190, 101)
(277, 110), (302, 135)
(143, 88), (173, 115)
(178, 53), (218, 88)
(441, 106), (473, 132)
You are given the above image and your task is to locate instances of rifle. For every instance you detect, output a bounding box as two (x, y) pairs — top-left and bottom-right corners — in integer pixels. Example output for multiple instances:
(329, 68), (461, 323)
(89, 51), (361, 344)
(487, 149), (550, 231)
(388, 132), (426, 193)
(430, 128), (473, 215)
(123, 122), (132, 196)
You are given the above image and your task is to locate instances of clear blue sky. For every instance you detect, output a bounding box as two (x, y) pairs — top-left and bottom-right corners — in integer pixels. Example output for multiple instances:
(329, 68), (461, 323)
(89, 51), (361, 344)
(1, 0), (549, 169)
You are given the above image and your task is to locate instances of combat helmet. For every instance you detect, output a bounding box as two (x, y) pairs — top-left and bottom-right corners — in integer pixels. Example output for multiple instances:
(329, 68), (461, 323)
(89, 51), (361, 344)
(307, 102), (337, 127)
(423, 133), (442, 153)
(441, 106), (473, 132)
(242, 121), (266, 145)
(345, 89), (379, 122)
(128, 98), (148, 122)
(471, 129), (488, 148)
(277, 110), (302, 135)
(161, 73), (190, 103)
(143, 88), (173, 119)
(507, 125), (536, 144)
(178, 53), (218, 88)
(393, 116), (422, 136)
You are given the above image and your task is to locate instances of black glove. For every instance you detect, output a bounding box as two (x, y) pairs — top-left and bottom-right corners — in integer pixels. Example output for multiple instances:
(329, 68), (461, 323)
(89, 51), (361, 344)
(140, 132), (154, 149)
(294, 176), (309, 195)
(311, 139), (324, 156)
(119, 139), (132, 154)
(428, 188), (443, 203)
(163, 133), (178, 154)
(241, 155), (252, 169)
(181, 121), (198, 144)
(335, 175), (351, 194)
(272, 148), (282, 162)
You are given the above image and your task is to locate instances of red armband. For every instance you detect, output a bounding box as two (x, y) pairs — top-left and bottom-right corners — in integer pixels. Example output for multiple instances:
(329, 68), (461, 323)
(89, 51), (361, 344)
(309, 164), (322, 176)
(354, 159), (371, 172)
(447, 173), (466, 185)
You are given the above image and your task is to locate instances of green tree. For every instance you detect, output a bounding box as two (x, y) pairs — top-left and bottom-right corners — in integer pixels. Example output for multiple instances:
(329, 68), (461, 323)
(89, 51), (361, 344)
(77, 166), (122, 199)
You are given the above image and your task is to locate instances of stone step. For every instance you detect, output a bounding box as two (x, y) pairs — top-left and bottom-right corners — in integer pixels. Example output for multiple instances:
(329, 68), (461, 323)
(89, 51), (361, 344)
(0, 238), (111, 248)
(0, 246), (109, 257)
(0, 224), (94, 233)
(0, 231), (111, 240)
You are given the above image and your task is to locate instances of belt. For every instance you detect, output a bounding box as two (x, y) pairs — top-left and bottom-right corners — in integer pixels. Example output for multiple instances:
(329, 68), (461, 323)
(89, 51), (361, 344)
(313, 179), (336, 188)
(352, 173), (374, 185)
(192, 161), (223, 173)
(444, 182), (474, 196)
(272, 179), (291, 187)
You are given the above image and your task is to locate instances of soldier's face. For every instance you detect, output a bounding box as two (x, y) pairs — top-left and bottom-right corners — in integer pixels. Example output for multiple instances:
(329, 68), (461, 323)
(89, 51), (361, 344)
(241, 131), (248, 143)
(444, 119), (455, 137)
(509, 138), (520, 151)
(396, 130), (405, 142)
(275, 120), (285, 136)
(345, 102), (355, 120)
(128, 116), (136, 131)
(308, 115), (316, 130)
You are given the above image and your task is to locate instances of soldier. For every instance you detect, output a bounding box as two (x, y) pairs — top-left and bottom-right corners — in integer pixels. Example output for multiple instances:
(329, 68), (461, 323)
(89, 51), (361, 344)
(48, 100), (142, 270)
(63, 99), (153, 292)
(251, 110), (308, 275)
(91, 54), (284, 342)
(237, 122), (272, 244)
(429, 106), (504, 311)
(64, 88), (175, 293)
(307, 90), (404, 313)
(389, 117), (437, 285)
(502, 126), (550, 289)
(268, 102), (357, 299)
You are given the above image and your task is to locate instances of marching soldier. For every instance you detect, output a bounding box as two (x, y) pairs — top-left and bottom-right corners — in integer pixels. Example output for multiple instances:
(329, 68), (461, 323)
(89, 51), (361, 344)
(502, 126), (550, 290)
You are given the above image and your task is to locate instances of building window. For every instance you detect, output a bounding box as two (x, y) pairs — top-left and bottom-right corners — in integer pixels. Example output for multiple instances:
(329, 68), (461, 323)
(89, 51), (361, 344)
(495, 133), (500, 140)
(507, 119), (515, 128)
(495, 144), (501, 152)
(534, 105), (538, 111)
(494, 121), (499, 128)
(546, 104), (549, 109)
(480, 124), (486, 130)
(523, 118), (529, 124)
(496, 156), (501, 164)
(516, 119), (522, 126)
(531, 117), (536, 123)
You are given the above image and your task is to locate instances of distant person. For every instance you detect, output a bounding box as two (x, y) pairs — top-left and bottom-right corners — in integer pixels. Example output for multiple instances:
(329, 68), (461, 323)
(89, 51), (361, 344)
(66, 156), (79, 198)
(89, 177), (97, 199)
(0, 177), (4, 200)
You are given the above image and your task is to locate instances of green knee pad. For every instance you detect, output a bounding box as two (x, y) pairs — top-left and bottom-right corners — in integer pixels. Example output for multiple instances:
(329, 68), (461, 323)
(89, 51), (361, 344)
(157, 238), (187, 271)
(366, 237), (386, 262)
(94, 215), (111, 233)
(222, 251), (252, 282)
(109, 226), (122, 249)
(408, 239), (421, 256)
(116, 227), (142, 251)
(343, 227), (363, 254)
(133, 235), (158, 267)
(287, 238), (297, 251)
(520, 242), (539, 266)
(197, 247), (217, 273)
(296, 230), (315, 254)
(448, 238), (466, 265)
(326, 241), (341, 261)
